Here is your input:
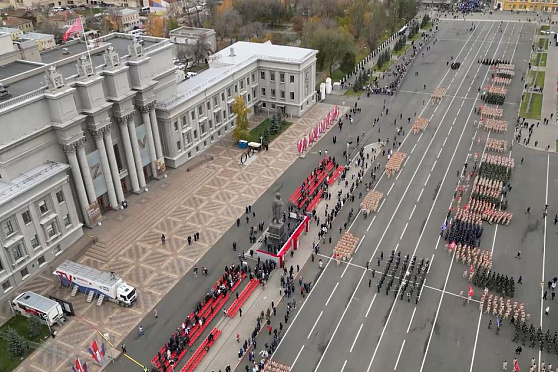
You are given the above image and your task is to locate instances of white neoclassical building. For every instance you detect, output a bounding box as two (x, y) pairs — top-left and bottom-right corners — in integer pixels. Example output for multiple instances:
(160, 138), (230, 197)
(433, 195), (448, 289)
(0, 34), (316, 299)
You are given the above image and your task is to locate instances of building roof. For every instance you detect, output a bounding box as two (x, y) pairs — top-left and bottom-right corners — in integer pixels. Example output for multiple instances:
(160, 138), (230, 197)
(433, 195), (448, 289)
(0, 60), (38, 80)
(117, 8), (139, 16)
(24, 32), (54, 41)
(0, 162), (69, 206)
(8, 9), (36, 19)
(3, 17), (32, 27)
(56, 260), (121, 288)
(169, 26), (215, 37)
(49, 11), (80, 22)
(160, 41), (317, 109)
(0, 27), (23, 35)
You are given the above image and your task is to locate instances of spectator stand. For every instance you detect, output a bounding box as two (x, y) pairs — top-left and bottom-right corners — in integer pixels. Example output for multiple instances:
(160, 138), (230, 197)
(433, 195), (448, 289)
(256, 215), (310, 268)
(180, 328), (222, 372)
(227, 278), (259, 317)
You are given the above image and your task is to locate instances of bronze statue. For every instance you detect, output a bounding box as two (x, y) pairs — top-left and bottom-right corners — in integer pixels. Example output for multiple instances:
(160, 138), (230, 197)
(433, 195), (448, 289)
(272, 192), (284, 223)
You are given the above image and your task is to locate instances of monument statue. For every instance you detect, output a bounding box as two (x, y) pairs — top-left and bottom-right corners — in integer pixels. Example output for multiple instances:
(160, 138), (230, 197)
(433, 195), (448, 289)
(272, 192), (284, 224)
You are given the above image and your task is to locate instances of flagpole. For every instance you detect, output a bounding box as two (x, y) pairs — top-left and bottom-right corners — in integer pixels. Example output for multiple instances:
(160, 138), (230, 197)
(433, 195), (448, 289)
(79, 16), (93, 65)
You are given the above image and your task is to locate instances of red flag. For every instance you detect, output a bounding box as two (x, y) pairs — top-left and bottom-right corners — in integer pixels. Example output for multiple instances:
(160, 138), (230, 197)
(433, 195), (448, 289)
(468, 286), (474, 297)
(63, 17), (83, 42)
(74, 359), (83, 372)
(469, 264), (474, 274)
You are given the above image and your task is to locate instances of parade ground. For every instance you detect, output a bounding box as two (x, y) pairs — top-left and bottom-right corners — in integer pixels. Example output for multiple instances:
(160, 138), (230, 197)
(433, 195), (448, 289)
(5, 12), (558, 372)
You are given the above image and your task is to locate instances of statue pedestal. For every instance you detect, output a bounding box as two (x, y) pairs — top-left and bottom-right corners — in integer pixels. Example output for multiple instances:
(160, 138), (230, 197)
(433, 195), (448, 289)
(268, 222), (286, 241)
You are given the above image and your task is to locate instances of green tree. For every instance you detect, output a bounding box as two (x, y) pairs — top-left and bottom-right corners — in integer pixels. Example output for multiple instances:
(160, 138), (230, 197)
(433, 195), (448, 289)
(269, 113), (279, 135)
(364, 3), (387, 51)
(28, 316), (42, 339)
(6, 326), (28, 359)
(232, 95), (251, 142)
(340, 51), (356, 75)
(349, 0), (369, 39)
(312, 27), (356, 75)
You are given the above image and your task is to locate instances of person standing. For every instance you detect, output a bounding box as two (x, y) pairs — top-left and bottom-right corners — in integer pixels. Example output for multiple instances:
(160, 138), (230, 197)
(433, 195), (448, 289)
(121, 343), (127, 354)
(545, 306), (550, 315)
(154, 309), (158, 319)
(502, 360), (508, 370)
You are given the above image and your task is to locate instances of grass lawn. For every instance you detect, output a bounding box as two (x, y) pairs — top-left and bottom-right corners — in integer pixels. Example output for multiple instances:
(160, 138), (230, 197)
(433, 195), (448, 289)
(248, 117), (292, 143)
(519, 93), (543, 120)
(532, 53), (547, 67)
(374, 58), (394, 73)
(392, 44), (411, 57)
(540, 25), (550, 31)
(532, 70), (545, 88)
(409, 32), (422, 42)
(421, 21), (433, 30)
(556, 140), (558, 152)
(344, 89), (364, 96)
(0, 315), (51, 371)
(538, 38), (549, 50)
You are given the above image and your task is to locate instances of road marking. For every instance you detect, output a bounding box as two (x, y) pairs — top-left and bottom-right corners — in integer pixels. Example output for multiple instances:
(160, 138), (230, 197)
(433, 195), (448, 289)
(409, 205), (417, 220)
(540, 154), (550, 364)
(442, 138), (447, 148)
(400, 223), (408, 240)
(350, 323), (364, 353)
(307, 311), (323, 339)
(403, 157), (409, 167)
(354, 235), (366, 254)
(387, 184), (394, 196)
(291, 344), (305, 369)
(313, 271), (366, 372)
(429, 254), (434, 273)
(418, 132), (423, 141)
(340, 360), (347, 372)
(366, 294), (377, 318)
(394, 339), (406, 370)
(378, 199), (386, 211)
(425, 173), (431, 186)
(417, 188), (424, 202)
(396, 171), (401, 180)
(395, 242), (399, 251)
(407, 307), (416, 333)
(431, 160), (437, 172)
(326, 282), (339, 306)
(469, 311), (483, 372)
(411, 143), (417, 154)
(367, 216), (376, 232)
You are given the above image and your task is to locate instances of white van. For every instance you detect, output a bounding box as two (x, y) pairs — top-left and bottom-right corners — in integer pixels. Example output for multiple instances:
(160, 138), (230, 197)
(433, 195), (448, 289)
(51, 6), (64, 12)
(140, 6), (151, 13)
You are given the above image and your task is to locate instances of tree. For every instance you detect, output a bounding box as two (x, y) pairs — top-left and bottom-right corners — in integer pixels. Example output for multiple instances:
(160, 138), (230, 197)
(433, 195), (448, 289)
(312, 27), (355, 75)
(36, 19), (64, 43)
(239, 21), (266, 41)
(145, 14), (165, 37)
(232, 95), (251, 142)
(28, 316), (42, 339)
(6, 326), (28, 359)
(190, 39), (213, 65)
(349, 0), (368, 40)
(166, 17), (180, 35)
(340, 50), (356, 75)
(214, 8), (242, 40)
(269, 113), (280, 135)
(364, 3), (387, 51)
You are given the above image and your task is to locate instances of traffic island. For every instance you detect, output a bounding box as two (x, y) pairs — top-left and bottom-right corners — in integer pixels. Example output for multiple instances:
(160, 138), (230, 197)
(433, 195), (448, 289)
(519, 92), (543, 120)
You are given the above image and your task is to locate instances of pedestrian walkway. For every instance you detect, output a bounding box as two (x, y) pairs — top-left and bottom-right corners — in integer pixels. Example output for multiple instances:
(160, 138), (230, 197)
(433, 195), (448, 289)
(0, 103), (347, 372)
(520, 23), (558, 152)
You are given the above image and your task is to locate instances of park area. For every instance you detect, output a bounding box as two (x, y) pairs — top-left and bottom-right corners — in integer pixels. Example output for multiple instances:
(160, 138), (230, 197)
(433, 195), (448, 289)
(0, 315), (51, 371)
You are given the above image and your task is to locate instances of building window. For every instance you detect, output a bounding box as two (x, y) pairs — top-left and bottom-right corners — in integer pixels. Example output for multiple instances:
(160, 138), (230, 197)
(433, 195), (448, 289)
(11, 244), (23, 261)
(0, 258), (3, 272)
(191, 110), (196, 120)
(290, 75), (295, 83)
(46, 223), (56, 238)
(261, 88), (266, 96)
(3, 220), (14, 237)
(260, 71), (265, 80)
(2, 280), (11, 292)
(227, 88), (231, 98)
(39, 200), (48, 215)
(177, 141), (181, 151)
(248, 94), (251, 102)
(193, 129), (198, 139)
(31, 235), (40, 248)
(38, 255), (46, 266)
(200, 123), (206, 134)
(270, 72), (275, 82)
(185, 132), (192, 144)
(290, 92), (295, 100)
(63, 214), (71, 227)
(174, 121), (179, 131)
(234, 85), (238, 93)
(280, 73), (285, 83)
(21, 211), (31, 225)
(209, 119), (213, 130)
(20, 267), (29, 280)
(221, 92), (225, 101)
(240, 80), (244, 90)
(271, 89), (276, 98)
(53, 245), (61, 256)
(271, 103), (276, 109)
(262, 102), (267, 108)
(247, 77), (250, 85)
(252, 73), (255, 82)
(56, 191), (65, 204)
(207, 102), (211, 111)
(280, 90), (285, 99)
(213, 96), (218, 106)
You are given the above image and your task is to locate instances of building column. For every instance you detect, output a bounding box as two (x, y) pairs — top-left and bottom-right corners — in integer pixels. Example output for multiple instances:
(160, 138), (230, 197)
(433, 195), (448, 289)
(138, 104), (158, 177)
(148, 103), (163, 159)
(127, 115), (147, 188)
(103, 125), (125, 204)
(76, 140), (97, 204)
(116, 114), (140, 193)
(91, 127), (118, 209)
(62, 142), (89, 216)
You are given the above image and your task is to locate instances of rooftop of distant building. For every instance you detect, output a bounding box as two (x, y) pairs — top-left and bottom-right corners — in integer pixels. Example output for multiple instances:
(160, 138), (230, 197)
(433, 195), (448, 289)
(169, 26), (215, 37)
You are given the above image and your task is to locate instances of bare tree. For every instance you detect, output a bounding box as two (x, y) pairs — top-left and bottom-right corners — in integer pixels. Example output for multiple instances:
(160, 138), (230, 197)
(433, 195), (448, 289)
(190, 38), (213, 65)
(239, 21), (266, 41)
(214, 7), (242, 40)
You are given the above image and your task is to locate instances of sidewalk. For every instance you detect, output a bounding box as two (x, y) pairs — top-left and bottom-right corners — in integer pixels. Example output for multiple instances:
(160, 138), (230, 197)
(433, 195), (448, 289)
(200, 143), (383, 372)
(520, 23), (558, 152)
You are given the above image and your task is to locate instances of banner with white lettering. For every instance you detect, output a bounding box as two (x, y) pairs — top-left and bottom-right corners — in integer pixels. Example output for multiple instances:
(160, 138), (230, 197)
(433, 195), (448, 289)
(86, 150), (107, 197)
(136, 124), (151, 167)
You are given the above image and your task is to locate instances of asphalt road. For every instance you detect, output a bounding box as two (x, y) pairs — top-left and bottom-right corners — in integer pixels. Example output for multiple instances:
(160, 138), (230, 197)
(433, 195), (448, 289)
(265, 18), (558, 372)
(106, 14), (558, 372)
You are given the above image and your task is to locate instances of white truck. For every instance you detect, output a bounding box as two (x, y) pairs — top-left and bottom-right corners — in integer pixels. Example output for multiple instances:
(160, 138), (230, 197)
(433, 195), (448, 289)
(54, 261), (137, 307)
(11, 291), (65, 327)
